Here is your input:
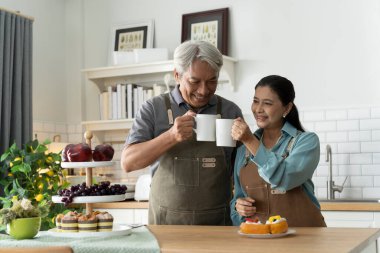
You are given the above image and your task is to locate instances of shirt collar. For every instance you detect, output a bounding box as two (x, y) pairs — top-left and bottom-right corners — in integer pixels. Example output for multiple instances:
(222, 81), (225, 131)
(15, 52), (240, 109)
(254, 121), (298, 139)
(170, 84), (218, 109)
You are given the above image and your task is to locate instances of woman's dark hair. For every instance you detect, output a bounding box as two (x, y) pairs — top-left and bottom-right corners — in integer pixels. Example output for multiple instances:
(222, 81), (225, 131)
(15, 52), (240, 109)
(255, 75), (305, 132)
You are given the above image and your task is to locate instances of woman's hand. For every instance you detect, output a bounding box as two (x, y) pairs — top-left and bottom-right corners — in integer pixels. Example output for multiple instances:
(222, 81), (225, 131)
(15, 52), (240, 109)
(235, 197), (256, 217)
(232, 117), (253, 143)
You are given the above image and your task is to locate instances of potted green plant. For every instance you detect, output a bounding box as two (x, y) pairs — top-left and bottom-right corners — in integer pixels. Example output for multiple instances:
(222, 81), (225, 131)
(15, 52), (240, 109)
(0, 197), (48, 239)
(0, 139), (71, 231)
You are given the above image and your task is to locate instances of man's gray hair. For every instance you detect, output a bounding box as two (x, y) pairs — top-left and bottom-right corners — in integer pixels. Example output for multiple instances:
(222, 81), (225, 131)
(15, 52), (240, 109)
(173, 40), (223, 76)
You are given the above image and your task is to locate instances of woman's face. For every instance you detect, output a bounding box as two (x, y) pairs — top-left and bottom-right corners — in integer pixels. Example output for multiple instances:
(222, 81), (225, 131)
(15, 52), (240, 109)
(175, 59), (218, 110)
(251, 86), (291, 130)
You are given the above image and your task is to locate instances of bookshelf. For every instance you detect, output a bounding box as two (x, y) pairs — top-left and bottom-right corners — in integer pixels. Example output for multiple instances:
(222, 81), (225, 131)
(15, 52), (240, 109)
(81, 55), (238, 140)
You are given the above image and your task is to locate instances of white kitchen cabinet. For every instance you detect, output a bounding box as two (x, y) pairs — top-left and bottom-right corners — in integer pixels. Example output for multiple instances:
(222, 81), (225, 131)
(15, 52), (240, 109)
(81, 56), (237, 136)
(322, 211), (380, 252)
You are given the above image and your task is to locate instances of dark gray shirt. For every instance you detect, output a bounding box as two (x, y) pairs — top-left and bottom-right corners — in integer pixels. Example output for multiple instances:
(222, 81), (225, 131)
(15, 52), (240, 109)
(126, 85), (243, 174)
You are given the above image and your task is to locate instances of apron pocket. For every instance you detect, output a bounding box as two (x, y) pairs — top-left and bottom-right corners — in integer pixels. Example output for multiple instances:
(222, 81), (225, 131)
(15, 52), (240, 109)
(173, 157), (199, 186)
(245, 184), (269, 215)
(159, 206), (227, 225)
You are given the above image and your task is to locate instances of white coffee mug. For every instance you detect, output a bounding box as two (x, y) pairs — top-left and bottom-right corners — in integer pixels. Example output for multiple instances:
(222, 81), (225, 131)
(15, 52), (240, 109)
(193, 114), (219, 141)
(216, 119), (236, 147)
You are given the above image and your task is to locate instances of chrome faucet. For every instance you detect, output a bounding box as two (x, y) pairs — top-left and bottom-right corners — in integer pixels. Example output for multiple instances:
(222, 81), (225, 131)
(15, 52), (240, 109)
(326, 144), (348, 200)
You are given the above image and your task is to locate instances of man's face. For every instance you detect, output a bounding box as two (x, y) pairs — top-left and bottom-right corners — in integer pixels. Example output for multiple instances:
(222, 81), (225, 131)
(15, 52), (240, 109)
(175, 59), (218, 110)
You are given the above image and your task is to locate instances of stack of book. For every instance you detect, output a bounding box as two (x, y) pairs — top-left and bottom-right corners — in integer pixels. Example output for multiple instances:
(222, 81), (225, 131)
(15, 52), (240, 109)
(99, 83), (167, 120)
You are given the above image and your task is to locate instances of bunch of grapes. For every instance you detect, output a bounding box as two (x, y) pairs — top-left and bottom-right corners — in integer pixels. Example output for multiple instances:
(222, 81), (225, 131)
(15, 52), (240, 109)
(57, 181), (127, 206)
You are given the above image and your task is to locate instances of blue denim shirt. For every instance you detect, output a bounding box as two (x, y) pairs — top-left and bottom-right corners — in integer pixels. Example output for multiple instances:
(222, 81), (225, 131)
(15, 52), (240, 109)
(230, 122), (321, 226)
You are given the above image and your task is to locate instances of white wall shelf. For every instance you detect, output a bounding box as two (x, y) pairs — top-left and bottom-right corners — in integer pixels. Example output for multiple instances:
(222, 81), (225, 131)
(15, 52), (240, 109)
(82, 55), (237, 92)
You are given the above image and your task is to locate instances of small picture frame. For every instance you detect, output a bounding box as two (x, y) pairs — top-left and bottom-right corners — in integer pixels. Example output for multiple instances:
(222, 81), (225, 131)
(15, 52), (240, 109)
(181, 8), (228, 55)
(108, 19), (154, 64)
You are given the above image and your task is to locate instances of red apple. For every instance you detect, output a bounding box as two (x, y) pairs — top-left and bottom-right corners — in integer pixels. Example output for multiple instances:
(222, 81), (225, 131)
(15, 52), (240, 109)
(66, 143), (93, 162)
(61, 144), (75, 162)
(93, 144), (114, 161)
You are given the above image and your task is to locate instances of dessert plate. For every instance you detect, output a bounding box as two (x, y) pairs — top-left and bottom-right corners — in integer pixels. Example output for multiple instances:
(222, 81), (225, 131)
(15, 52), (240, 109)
(61, 161), (115, 169)
(47, 224), (132, 238)
(52, 194), (126, 203)
(238, 228), (296, 239)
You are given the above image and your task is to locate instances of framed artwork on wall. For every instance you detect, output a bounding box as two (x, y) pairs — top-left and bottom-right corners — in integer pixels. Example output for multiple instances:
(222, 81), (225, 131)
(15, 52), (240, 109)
(108, 19), (154, 65)
(181, 8), (228, 55)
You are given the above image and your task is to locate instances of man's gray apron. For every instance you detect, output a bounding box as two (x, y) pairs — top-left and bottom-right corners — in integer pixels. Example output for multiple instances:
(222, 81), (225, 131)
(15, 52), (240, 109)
(148, 94), (232, 225)
(239, 134), (326, 227)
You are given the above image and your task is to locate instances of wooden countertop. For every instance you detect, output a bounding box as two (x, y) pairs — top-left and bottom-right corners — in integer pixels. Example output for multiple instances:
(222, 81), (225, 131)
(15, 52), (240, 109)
(320, 201), (380, 211)
(90, 200), (380, 211)
(148, 225), (380, 253)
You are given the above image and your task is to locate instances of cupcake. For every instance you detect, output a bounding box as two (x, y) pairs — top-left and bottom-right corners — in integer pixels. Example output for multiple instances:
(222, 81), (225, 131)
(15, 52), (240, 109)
(55, 213), (65, 232)
(78, 213), (98, 232)
(61, 211), (80, 232)
(96, 212), (114, 232)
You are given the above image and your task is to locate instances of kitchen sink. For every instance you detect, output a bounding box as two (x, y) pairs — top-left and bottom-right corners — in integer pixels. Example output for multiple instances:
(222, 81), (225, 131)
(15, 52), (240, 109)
(318, 198), (380, 203)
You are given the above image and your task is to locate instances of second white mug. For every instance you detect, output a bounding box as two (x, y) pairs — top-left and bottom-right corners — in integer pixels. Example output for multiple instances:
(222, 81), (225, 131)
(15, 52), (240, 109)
(216, 119), (236, 147)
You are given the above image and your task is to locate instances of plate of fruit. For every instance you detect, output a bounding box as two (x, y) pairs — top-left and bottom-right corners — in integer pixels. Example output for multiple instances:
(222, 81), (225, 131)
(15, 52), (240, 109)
(60, 143), (115, 168)
(52, 181), (128, 206)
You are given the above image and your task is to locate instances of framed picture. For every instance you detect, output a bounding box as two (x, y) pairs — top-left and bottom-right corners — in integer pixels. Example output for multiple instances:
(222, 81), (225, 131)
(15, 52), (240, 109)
(181, 8), (228, 55)
(108, 19), (154, 64)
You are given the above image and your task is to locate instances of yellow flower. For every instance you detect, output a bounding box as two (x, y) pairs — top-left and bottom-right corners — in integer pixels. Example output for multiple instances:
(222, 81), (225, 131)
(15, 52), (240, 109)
(9, 162), (13, 167)
(14, 157), (22, 162)
(8, 172), (13, 177)
(38, 183), (44, 190)
(47, 170), (54, 177)
(12, 196), (18, 202)
(35, 194), (44, 202)
(45, 156), (54, 163)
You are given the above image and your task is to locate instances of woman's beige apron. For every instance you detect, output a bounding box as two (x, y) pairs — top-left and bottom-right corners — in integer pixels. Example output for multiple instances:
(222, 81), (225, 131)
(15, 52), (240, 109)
(148, 94), (232, 225)
(239, 136), (326, 227)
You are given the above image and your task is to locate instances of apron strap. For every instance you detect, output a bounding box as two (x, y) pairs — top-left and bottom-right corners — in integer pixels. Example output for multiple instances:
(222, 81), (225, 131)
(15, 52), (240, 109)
(164, 93), (174, 125)
(216, 95), (222, 118)
(282, 130), (301, 158)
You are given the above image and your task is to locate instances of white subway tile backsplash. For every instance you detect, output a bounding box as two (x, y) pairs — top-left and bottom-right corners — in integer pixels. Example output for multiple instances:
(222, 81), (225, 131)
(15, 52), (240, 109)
(55, 123), (67, 133)
(360, 119), (380, 130)
(349, 131), (371, 142)
(373, 153), (380, 164)
(303, 111), (324, 121)
(315, 121), (336, 132)
(371, 108), (380, 118)
(363, 188), (380, 199)
(325, 110), (347, 120)
(349, 176), (373, 187)
(326, 132), (348, 142)
(348, 108), (371, 120)
(339, 188), (362, 199)
(350, 153), (372, 165)
(67, 124), (77, 134)
(361, 142), (380, 153)
(42, 122), (55, 132)
(337, 120), (359, 131)
(374, 176), (380, 187)
(372, 130), (380, 141)
(362, 165), (380, 176)
(303, 122), (315, 132)
(335, 154), (350, 165)
(338, 165), (361, 176)
(337, 142), (360, 153)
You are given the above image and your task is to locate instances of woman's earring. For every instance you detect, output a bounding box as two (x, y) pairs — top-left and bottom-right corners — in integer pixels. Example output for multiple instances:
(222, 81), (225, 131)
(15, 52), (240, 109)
(283, 114), (286, 118)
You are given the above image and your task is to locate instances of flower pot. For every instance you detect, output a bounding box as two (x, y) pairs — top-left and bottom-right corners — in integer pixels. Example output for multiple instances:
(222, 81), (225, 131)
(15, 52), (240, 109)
(7, 217), (41, 239)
